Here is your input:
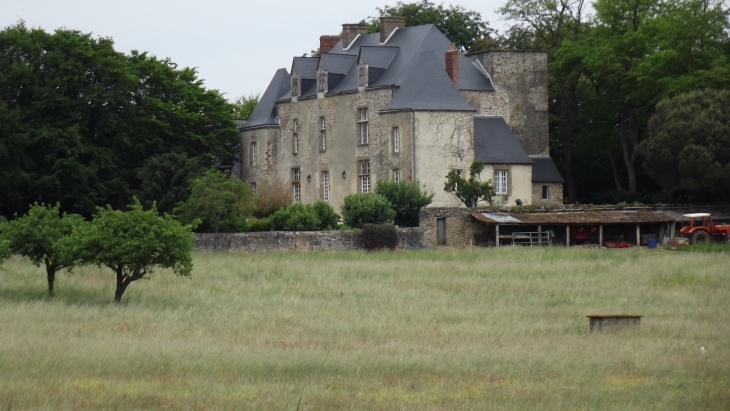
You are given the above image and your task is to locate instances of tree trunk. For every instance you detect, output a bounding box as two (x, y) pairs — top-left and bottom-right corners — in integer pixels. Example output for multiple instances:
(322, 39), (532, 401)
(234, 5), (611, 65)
(559, 85), (578, 203)
(114, 266), (129, 304)
(45, 262), (56, 296)
(618, 110), (638, 194)
(607, 150), (623, 191)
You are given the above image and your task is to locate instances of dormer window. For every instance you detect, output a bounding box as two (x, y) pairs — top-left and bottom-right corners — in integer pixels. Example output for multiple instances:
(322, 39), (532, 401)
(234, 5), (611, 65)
(291, 74), (301, 97)
(317, 69), (328, 93)
(358, 64), (368, 88)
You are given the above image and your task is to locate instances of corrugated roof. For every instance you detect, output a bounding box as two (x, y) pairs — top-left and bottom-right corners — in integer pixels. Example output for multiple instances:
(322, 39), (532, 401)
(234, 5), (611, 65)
(472, 211), (676, 225)
(531, 157), (565, 182)
(242, 68), (289, 129)
(381, 50), (475, 112)
(473, 116), (533, 164)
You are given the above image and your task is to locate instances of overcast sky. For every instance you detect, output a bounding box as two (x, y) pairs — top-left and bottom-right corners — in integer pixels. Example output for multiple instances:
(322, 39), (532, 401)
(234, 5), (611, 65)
(2, 0), (509, 101)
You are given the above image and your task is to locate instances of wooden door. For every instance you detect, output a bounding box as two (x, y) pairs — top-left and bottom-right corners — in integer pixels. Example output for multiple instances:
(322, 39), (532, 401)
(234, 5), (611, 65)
(437, 218), (446, 245)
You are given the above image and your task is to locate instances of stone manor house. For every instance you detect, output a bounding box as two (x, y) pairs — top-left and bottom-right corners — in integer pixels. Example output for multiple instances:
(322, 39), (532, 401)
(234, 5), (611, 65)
(239, 17), (564, 211)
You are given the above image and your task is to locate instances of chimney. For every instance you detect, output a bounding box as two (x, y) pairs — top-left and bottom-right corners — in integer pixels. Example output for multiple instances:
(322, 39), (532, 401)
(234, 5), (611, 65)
(320, 35), (341, 54)
(341, 23), (368, 49)
(379, 16), (405, 43)
(445, 44), (459, 88)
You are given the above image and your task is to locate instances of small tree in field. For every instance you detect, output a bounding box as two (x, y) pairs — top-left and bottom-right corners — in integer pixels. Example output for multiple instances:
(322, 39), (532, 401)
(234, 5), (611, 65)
(375, 180), (433, 227)
(444, 160), (496, 207)
(341, 193), (396, 229)
(3, 203), (85, 295)
(63, 201), (194, 303)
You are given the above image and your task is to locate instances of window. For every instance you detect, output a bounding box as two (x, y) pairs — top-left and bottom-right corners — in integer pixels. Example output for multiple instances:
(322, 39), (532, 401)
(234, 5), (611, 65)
(454, 169), (463, 191)
(292, 167), (301, 203)
(251, 182), (257, 193)
(495, 169), (508, 195)
(320, 116), (326, 151)
(394, 169), (400, 184)
(292, 119), (299, 155)
(293, 183), (301, 203)
(322, 171), (330, 202)
(542, 185), (549, 200)
(393, 127), (400, 153)
(358, 108), (368, 145)
(250, 142), (257, 166)
(359, 160), (371, 193)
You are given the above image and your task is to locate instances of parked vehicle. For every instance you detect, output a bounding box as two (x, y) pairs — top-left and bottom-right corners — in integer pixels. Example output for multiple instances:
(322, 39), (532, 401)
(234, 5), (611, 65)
(679, 213), (730, 244)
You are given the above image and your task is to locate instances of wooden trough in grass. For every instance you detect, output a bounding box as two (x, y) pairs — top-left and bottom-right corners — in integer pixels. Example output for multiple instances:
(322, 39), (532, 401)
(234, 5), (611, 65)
(587, 314), (643, 332)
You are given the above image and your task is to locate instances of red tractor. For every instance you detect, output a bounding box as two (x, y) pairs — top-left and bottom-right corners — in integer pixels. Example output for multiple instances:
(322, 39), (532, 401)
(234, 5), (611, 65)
(679, 213), (730, 244)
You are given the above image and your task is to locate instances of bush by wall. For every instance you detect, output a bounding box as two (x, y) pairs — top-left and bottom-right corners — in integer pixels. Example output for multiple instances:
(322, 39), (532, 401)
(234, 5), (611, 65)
(341, 194), (395, 229)
(248, 218), (272, 232)
(362, 224), (398, 251)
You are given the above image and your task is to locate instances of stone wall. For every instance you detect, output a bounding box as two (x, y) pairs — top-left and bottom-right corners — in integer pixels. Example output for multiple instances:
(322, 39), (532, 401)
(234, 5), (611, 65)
(194, 227), (424, 252)
(419, 207), (488, 248)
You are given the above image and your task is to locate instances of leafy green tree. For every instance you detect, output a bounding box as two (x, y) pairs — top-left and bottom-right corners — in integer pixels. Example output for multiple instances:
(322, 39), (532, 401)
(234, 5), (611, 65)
(270, 203), (321, 231)
(231, 94), (259, 121)
(0, 222), (10, 266)
(639, 89), (730, 202)
(366, 1), (492, 50)
(0, 22), (238, 219)
(174, 170), (255, 233)
(444, 160), (496, 207)
(375, 180), (433, 227)
(2, 203), (85, 295)
(61, 201), (194, 303)
(136, 152), (204, 215)
(341, 194), (396, 229)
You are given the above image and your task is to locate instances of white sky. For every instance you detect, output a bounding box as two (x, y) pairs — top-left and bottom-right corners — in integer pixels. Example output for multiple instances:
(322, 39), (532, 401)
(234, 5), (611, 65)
(2, 0), (509, 101)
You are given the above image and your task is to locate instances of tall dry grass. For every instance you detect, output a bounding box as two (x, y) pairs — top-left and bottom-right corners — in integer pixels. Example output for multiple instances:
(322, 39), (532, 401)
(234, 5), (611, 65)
(0, 247), (728, 410)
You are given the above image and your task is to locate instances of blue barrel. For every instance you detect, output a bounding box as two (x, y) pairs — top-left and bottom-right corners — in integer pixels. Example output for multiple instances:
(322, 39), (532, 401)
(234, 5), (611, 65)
(647, 238), (657, 249)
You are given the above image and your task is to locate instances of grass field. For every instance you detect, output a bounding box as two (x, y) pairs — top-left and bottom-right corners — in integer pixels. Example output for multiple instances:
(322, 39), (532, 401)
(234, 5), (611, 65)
(1, 246), (729, 410)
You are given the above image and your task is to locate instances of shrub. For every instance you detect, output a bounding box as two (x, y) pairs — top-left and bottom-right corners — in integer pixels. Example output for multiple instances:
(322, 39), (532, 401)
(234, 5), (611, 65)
(311, 201), (340, 230)
(341, 193), (396, 229)
(375, 180), (433, 227)
(253, 179), (293, 218)
(270, 203), (321, 231)
(362, 224), (398, 251)
(248, 218), (272, 232)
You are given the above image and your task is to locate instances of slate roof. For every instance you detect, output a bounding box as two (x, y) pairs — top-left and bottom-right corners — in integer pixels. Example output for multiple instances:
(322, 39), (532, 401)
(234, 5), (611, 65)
(243, 68), (290, 129)
(381, 50), (475, 112)
(473, 116), (533, 164)
(531, 157), (565, 183)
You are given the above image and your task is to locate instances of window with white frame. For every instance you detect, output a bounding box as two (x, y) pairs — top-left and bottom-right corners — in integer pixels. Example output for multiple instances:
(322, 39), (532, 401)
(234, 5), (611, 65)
(322, 171), (330, 202)
(392, 127), (400, 153)
(454, 169), (463, 191)
(292, 168), (301, 203)
(292, 119), (299, 154)
(394, 169), (400, 184)
(358, 108), (368, 145)
(320, 116), (326, 151)
(292, 168), (301, 182)
(359, 160), (371, 193)
(495, 169), (508, 195)
(542, 185), (549, 200)
(250, 142), (257, 166)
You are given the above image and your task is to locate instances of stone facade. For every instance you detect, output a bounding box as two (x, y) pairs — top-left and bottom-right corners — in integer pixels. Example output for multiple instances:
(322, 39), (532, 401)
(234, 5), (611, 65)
(194, 227), (424, 253)
(532, 182), (564, 204)
(466, 50), (549, 156)
(419, 207), (487, 248)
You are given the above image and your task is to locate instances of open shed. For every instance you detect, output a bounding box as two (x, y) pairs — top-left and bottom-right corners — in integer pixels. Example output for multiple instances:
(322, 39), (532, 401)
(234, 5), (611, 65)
(470, 210), (676, 247)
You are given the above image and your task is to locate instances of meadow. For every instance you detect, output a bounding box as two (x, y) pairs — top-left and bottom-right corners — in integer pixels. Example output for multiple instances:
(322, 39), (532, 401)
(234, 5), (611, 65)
(1, 246), (728, 410)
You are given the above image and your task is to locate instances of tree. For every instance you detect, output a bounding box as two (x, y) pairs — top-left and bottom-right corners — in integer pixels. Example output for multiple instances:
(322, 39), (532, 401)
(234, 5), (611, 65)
(231, 94), (259, 121)
(0, 22), (239, 219)
(341, 194), (396, 229)
(253, 179), (293, 218)
(311, 201), (340, 230)
(136, 152), (204, 215)
(174, 170), (255, 233)
(0, 222), (10, 266)
(61, 201), (194, 303)
(639, 89), (730, 202)
(269, 201), (340, 231)
(366, 1), (492, 50)
(444, 160), (496, 207)
(375, 180), (433, 227)
(2, 203), (85, 295)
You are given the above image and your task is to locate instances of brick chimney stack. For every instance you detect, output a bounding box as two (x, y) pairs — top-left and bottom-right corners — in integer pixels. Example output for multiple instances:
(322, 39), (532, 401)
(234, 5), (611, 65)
(320, 35), (341, 54)
(379, 16), (405, 43)
(445, 44), (459, 88)
(341, 24), (368, 49)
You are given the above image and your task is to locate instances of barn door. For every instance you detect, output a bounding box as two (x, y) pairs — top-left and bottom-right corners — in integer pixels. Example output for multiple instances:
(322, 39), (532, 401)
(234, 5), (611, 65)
(437, 218), (446, 245)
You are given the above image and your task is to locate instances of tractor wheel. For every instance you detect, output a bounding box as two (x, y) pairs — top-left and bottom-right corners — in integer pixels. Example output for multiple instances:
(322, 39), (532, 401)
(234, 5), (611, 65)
(690, 230), (711, 245)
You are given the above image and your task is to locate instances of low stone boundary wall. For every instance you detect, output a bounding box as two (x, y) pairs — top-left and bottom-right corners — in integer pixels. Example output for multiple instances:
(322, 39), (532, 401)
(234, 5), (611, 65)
(194, 227), (424, 253)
